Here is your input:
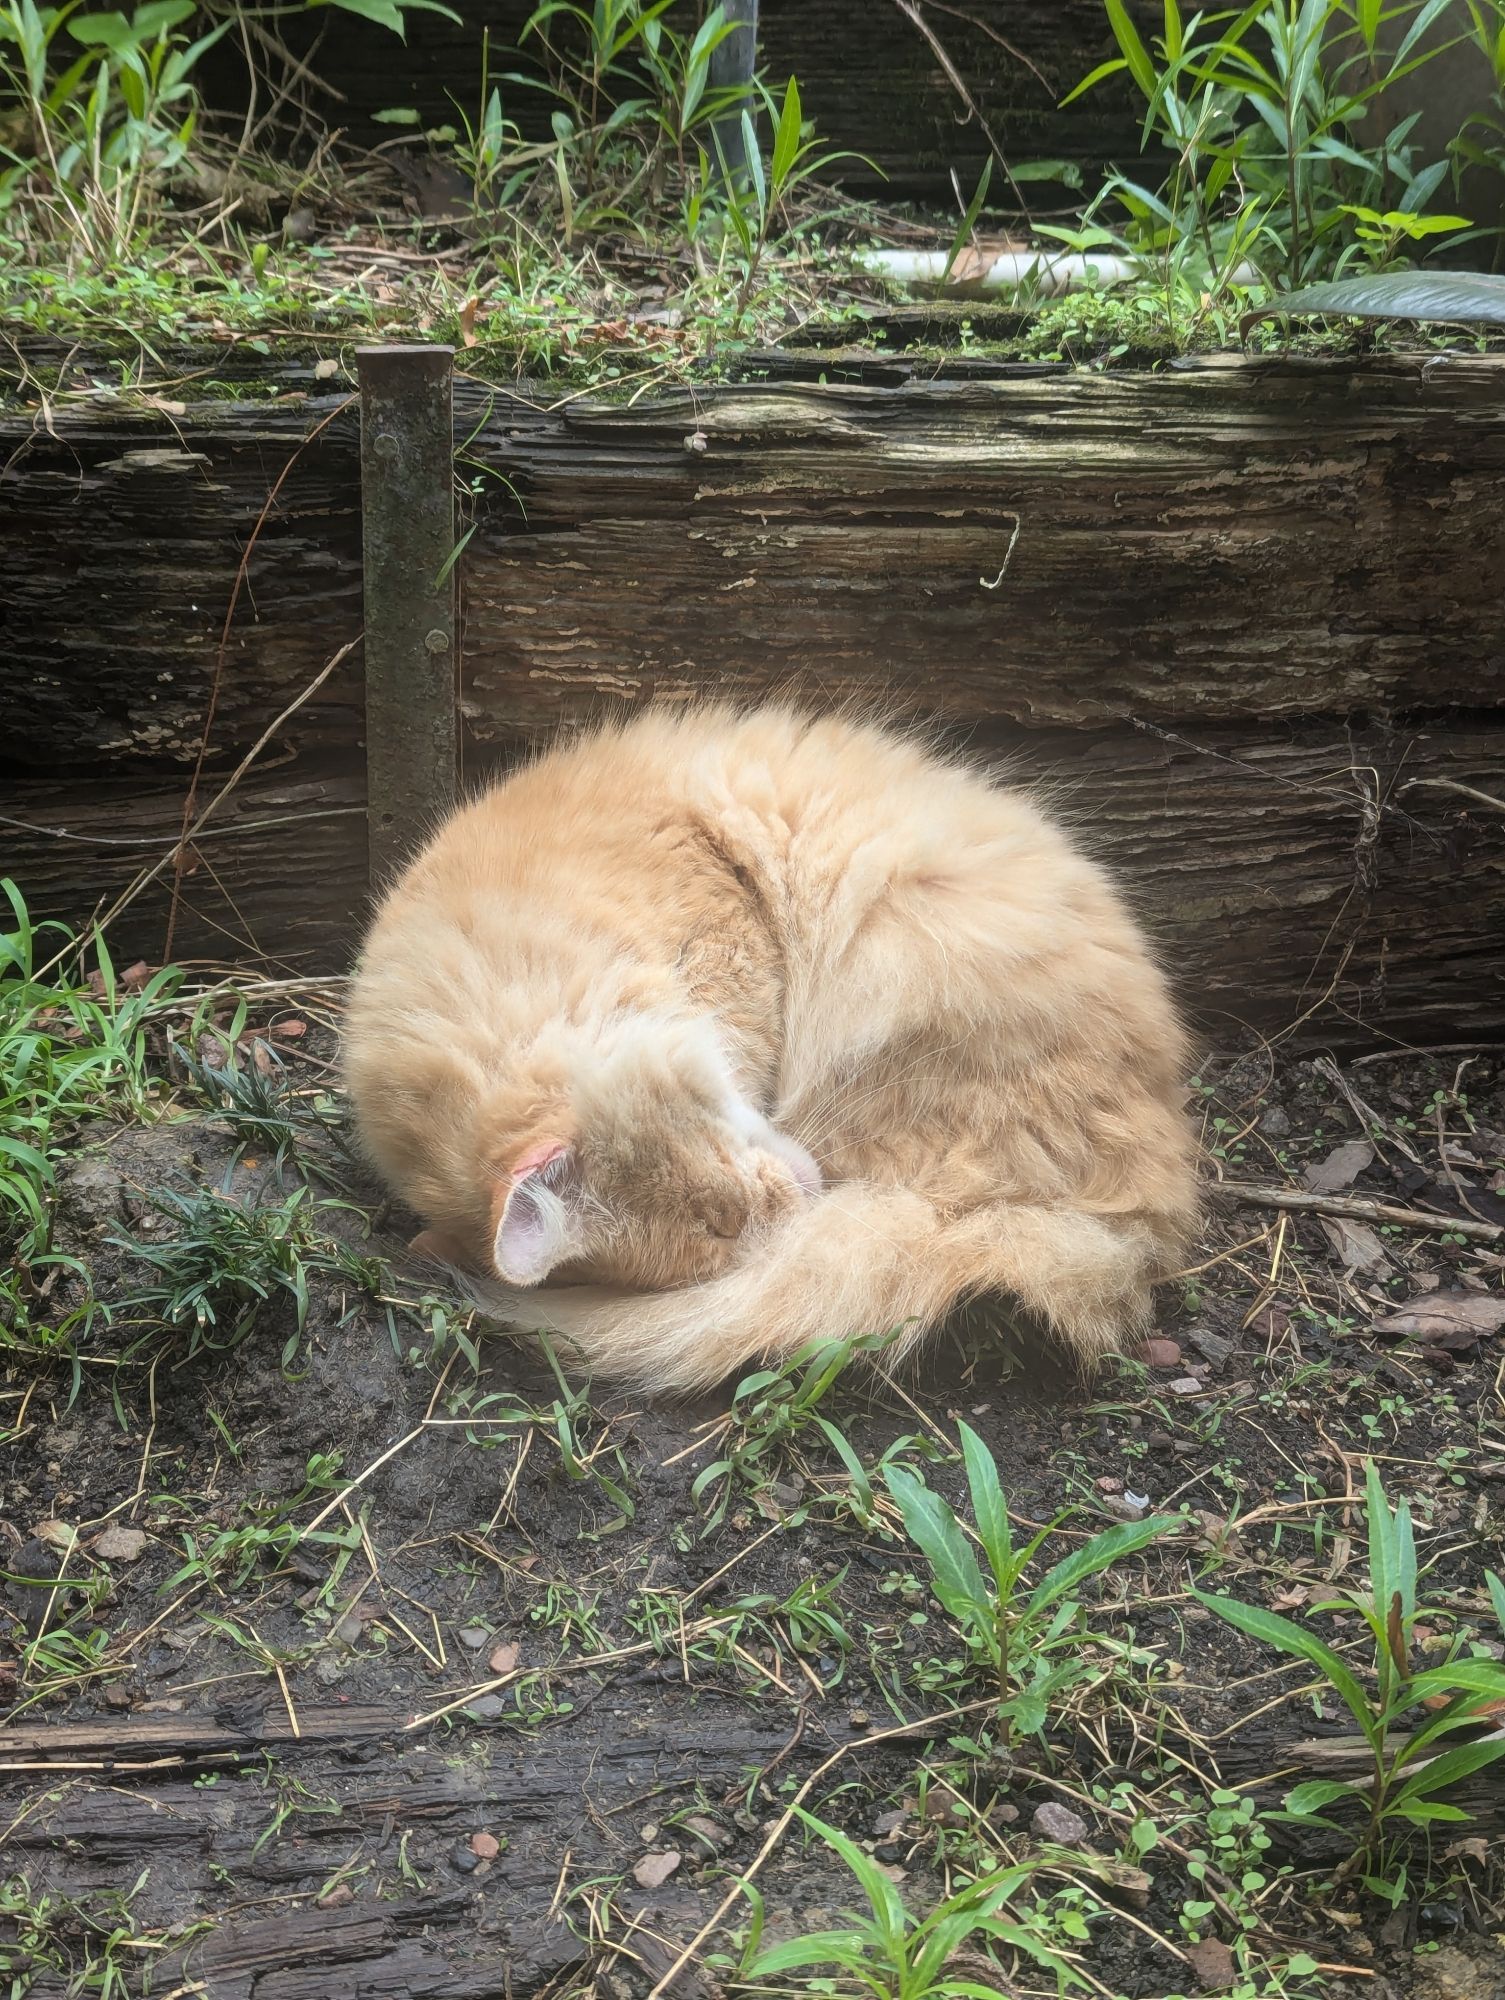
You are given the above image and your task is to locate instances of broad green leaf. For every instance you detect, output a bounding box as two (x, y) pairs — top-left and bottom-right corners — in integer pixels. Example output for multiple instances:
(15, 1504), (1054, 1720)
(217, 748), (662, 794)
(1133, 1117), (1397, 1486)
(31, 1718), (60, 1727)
(0, 1133), (53, 1178)
(746, 1932), (871, 1976)
(770, 74), (802, 191)
(327, 0), (404, 28)
(1284, 1778), (1361, 1816)
(741, 105), (765, 211)
(1393, 1735), (1505, 1801)
(1389, 1799), (1471, 1823)
(1406, 1659), (1505, 1706)
(1243, 269), (1505, 335)
(1106, 0), (1157, 97)
(885, 1464), (992, 1643)
(958, 1420), (1013, 1596)
(813, 1416), (874, 1511)
(1025, 1514), (1176, 1621)
(788, 1807), (908, 1942)
(1194, 1591), (1376, 1739)
(1486, 1570), (1505, 1638)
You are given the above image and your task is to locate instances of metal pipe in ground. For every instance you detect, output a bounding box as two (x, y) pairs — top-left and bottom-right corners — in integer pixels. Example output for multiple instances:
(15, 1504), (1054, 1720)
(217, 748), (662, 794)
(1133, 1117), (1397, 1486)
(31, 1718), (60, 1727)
(356, 343), (457, 888)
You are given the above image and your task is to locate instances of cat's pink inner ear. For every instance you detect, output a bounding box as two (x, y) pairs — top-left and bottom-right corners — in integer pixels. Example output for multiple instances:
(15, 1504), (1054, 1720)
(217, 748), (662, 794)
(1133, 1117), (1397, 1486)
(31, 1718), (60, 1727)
(491, 1140), (575, 1287)
(511, 1137), (570, 1181)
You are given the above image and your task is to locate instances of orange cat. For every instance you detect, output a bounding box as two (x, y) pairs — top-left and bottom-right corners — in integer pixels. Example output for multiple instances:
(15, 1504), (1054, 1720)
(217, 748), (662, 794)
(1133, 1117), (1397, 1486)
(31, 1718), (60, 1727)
(344, 705), (1198, 1390)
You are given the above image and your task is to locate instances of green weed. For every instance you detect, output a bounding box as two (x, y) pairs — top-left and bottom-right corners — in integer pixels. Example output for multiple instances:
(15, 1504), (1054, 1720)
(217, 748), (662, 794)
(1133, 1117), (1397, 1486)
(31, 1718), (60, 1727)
(738, 1807), (1087, 1996)
(885, 1421), (1177, 1739)
(690, 1330), (907, 1532)
(112, 1181), (377, 1367)
(1199, 1460), (1505, 1885)
(1067, 0), (1476, 330)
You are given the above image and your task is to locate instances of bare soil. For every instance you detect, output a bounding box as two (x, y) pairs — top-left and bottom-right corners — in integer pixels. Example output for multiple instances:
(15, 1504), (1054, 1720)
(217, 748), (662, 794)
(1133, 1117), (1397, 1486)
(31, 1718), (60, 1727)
(2, 1023), (1503, 2000)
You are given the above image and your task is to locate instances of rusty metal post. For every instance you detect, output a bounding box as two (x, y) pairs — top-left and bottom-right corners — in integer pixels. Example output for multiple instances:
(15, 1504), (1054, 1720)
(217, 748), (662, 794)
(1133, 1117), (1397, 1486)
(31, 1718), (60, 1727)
(708, 0), (759, 189)
(356, 343), (457, 887)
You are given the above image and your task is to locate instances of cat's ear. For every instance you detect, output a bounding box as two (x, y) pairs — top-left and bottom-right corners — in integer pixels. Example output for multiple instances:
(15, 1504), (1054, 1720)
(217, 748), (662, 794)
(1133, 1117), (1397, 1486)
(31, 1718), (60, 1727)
(492, 1139), (578, 1286)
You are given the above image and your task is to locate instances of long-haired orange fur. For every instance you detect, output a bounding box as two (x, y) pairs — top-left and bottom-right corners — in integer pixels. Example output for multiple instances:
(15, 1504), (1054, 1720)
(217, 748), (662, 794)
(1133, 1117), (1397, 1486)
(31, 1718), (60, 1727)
(344, 704), (1198, 1390)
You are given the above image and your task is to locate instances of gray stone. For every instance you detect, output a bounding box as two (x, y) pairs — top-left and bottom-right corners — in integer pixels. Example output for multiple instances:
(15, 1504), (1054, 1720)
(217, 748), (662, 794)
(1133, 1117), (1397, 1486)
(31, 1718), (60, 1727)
(1030, 1801), (1089, 1845)
(1188, 1327), (1235, 1368)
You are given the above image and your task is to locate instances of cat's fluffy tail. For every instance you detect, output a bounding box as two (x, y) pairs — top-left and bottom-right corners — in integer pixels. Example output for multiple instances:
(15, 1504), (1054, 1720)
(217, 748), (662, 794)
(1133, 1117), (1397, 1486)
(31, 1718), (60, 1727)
(472, 1182), (1165, 1393)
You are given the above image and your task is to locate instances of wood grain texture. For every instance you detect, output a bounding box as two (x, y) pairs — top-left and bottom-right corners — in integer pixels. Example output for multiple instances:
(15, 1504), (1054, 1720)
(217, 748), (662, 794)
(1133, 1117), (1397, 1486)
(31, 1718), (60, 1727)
(5, 354), (1504, 773)
(5, 718), (1501, 1037)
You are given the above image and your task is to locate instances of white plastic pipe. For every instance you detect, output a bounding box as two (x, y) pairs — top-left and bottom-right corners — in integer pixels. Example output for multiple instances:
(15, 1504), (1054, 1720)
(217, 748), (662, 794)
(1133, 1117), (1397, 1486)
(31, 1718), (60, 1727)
(854, 246), (1259, 295)
(853, 247), (1139, 294)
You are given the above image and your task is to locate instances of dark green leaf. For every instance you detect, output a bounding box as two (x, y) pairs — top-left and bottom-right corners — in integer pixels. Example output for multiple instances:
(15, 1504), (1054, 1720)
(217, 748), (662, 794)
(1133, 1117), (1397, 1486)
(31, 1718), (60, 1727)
(1243, 269), (1505, 336)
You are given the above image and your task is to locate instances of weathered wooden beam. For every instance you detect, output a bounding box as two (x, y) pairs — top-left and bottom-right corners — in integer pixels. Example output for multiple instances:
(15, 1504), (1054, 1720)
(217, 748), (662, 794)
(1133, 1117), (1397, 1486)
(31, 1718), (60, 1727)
(4, 719), (1502, 1038)
(4, 355), (1503, 775)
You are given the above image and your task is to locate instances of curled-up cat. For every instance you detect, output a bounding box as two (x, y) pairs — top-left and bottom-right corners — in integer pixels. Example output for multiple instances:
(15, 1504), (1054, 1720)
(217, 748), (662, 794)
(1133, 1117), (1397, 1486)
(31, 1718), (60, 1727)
(345, 704), (1198, 1391)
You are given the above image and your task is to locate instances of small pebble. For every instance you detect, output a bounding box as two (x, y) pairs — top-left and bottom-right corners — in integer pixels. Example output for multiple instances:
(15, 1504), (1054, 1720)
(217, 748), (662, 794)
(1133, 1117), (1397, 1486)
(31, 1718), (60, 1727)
(466, 1694), (507, 1722)
(681, 1813), (731, 1856)
(457, 1624), (489, 1650)
(450, 1844), (479, 1874)
(1168, 1376), (1204, 1396)
(1189, 1327), (1234, 1368)
(470, 1831), (500, 1859)
(1141, 1338), (1182, 1370)
(633, 1850), (681, 1890)
(1030, 1801), (1089, 1845)
(334, 1614), (364, 1647)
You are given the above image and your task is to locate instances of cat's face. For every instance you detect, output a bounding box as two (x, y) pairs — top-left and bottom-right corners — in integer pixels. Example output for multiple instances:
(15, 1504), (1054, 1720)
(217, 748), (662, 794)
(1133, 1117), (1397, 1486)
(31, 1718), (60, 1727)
(486, 1096), (821, 1292)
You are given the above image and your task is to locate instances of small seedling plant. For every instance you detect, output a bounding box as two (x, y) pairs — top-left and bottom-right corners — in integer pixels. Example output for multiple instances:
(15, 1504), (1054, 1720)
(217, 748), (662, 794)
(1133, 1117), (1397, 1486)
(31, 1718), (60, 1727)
(1198, 1460), (1505, 1883)
(739, 1806), (1088, 1996)
(884, 1422), (1176, 1739)
(690, 1329), (910, 1532)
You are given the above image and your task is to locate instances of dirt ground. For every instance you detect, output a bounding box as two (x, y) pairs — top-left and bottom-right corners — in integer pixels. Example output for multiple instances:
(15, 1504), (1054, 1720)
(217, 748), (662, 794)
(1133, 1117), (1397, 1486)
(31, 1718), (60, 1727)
(2, 1010), (1503, 2000)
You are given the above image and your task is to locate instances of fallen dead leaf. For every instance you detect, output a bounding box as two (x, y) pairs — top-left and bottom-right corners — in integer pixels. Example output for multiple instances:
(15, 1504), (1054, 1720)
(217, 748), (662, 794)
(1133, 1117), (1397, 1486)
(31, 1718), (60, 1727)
(632, 1850), (681, 1890)
(33, 1519), (76, 1552)
(1373, 1294), (1505, 1345)
(93, 1525), (147, 1562)
(1304, 1139), (1376, 1194)
(270, 1018), (308, 1039)
(1444, 1835), (1493, 1865)
(1320, 1215), (1391, 1276)
(458, 296), (479, 348)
